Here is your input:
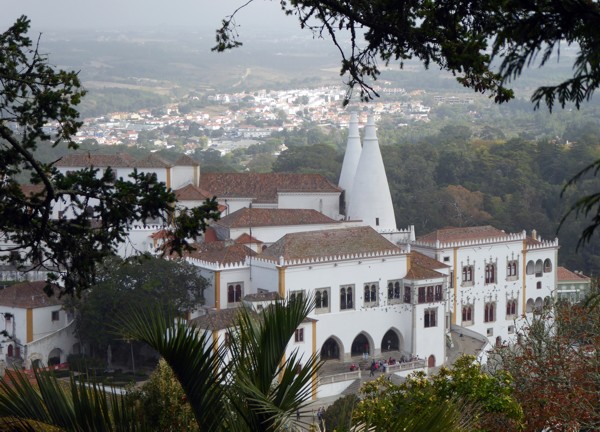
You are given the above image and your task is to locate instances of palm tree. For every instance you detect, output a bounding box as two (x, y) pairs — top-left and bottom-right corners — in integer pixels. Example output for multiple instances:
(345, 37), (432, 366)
(0, 295), (322, 431)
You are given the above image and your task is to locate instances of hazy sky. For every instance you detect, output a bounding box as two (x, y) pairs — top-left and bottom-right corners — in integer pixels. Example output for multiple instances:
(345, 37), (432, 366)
(1, 0), (301, 33)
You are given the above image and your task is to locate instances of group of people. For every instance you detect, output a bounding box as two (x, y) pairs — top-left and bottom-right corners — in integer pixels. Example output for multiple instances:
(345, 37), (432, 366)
(349, 354), (421, 374)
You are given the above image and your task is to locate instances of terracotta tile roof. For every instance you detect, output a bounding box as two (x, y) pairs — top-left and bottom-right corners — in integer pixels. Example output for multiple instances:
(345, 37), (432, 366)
(525, 236), (541, 246)
(261, 226), (400, 261)
(404, 264), (445, 280)
(199, 173), (342, 203)
(185, 241), (257, 264)
(174, 155), (199, 166)
(417, 225), (507, 244)
(55, 153), (136, 168)
(190, 308), (256, 331)
(175, 184), (214, 201)
(217, 208), (338, 228)
(244, 291), (281, 302)
(0, 281), (62, 309)
(133, 154), (172, 168)
(557, 266), (590, 282)
(20, 184), (45, 196)
(411, 251), (449, 270)
(234, 233), (263, 245)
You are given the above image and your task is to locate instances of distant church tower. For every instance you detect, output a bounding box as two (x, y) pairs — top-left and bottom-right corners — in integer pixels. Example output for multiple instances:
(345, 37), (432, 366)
(338, 112), (362, 213)
(346, 115), (397, 231)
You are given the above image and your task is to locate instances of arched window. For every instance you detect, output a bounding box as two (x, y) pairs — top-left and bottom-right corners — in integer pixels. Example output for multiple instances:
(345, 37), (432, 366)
(394, 282), (401, 299)
(535, 260), (543, 277)
(462, 306), (473, 323)
(484, 302), (495, 322)
(364, 283), (378, 306)
(227, 283), (243, 304)
(506, 300), (517, 316)
(543, 258), (552, 273)
(526, 260), (534, 275)
(341, 285), (353, 310)
(315, 291), (322, 308)
(507, 260), (518, 278)
(387, 282), (393, 299)
(322, 290), (328, 308)
(370, 284), (377, 302)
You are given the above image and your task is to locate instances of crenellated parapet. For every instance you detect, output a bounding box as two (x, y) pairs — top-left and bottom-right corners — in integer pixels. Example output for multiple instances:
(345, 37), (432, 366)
(413, 231), (526, 250)
(184, 256), (248, 271)
(526, 237), (559, 250)
(251, 248), (408, 267)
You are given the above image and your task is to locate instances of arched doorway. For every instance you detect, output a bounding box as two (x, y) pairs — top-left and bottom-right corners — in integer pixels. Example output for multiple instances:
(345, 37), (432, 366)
(320, 338), (341, 360)
(48, 348), (62, 366)
(428, 355), (436, 368)
(381, 330), (401, 352)
(351, 334), (370, 357)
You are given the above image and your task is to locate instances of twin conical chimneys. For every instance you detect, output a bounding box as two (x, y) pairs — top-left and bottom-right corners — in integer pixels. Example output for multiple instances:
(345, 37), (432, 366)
(340, 114), (397, 231)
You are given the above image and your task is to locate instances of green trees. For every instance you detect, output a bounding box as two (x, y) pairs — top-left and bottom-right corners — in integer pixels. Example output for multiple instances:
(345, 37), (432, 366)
(0, 17), (219, 297)
(353, 356), (524, 432)
(69, 256), (207, 360)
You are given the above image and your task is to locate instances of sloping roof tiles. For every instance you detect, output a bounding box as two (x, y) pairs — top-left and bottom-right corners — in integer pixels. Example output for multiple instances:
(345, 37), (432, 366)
(175, 184), (214, 201)
(55, 153), (136, 168)
(199, 173), (342, 203)
(0, 281), (62, 309)
(557, 266), (590, 282)
(185, 241), (257, 265)
(217, 208), (338, 228)
(417, 225), (507, 244)
(261, 226), (400, 261)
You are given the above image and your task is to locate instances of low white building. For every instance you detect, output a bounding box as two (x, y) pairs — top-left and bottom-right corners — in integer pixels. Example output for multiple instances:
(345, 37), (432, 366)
(0, 281), (77, 369)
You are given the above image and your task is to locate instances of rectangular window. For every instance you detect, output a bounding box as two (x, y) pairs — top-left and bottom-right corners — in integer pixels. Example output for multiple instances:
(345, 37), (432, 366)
(443, 256), (450, 262)
(227, 282), (244, 305)
(462, 265), (474, 286)
(506, 260), (518, 279)
(314, 288), (330, 313)
(449, 270), (454, 288)
(340, 285), (354, 310)
(294, 328), (304, 343)
(418, 286), (426, 304)
(51, 311), (60, 322)
(434, 285), (443, 301)
(485, 263), (496, 284)
(426, 286), (434, 302)
(424, 309), (437, 328)
(363, 283), (378, 307)
(403, 286), (412, 303)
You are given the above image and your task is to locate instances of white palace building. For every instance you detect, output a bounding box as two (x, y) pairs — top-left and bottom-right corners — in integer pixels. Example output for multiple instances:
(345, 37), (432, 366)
(9, 113), (561, 394)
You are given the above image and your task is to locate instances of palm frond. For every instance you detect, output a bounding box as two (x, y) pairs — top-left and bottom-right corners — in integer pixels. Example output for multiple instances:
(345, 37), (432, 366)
(118, 307), (229, 431)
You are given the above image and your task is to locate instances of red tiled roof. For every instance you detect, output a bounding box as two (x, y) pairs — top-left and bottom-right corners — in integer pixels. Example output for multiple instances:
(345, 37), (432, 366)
(20, 184), (45, 196)
(133, 154), (172, 168)
(55, 153), (136, 168)
(234, 233), (263, 245)
(0, 281), (62, 309)
(261, 226), (400, 261)
(185, 241), (257, 264)
(557, 266), (590, 282)
(174, 155), (199, 166)
(175, 184), (214, 201)
(244, 291), (281, 301)
(190, 308), (253, 331)
(404, 264), (445, 280)
(417, 225), (507, 244)
(217, 208), (338, 228)
(410, 251), (449, 270)
(199, 173), (342, 203)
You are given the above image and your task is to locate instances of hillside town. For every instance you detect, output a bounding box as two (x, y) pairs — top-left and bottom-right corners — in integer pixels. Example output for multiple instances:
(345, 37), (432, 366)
(69, 85), (474, 153)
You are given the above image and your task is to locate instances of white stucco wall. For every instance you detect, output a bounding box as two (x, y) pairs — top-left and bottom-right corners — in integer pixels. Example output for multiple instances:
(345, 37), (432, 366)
(278, 193), (341, 220)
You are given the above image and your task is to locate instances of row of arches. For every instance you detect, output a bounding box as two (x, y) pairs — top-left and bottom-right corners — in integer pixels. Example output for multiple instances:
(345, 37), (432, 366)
(320, 329), (402, 360)
(526, 296), (551, 313)
(526, 259), (552, 276)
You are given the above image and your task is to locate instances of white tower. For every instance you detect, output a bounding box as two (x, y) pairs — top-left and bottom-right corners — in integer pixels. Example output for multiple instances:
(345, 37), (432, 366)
(346, 115), (397, 231)
(338, 112), (362, 213)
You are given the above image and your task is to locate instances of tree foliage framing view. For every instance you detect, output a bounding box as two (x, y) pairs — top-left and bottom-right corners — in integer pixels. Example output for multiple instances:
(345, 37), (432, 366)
(215, 0), (600, 247)
(0, 16), (220, 297)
